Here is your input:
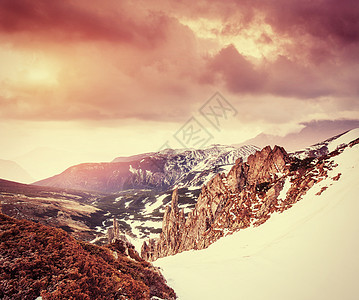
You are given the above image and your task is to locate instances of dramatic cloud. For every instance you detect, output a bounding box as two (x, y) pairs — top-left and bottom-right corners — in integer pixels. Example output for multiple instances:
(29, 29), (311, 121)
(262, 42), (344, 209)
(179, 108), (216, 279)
(263, 0), (359, 46)
(0, 0), (207, 122)
(204, 44), (358, 99)
(167, 0), (359, 47)
(0, 0), (358, 163)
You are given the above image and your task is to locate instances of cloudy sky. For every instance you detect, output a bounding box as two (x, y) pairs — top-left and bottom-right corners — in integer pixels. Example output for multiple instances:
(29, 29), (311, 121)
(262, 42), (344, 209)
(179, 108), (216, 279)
(1, 0), (359, 178)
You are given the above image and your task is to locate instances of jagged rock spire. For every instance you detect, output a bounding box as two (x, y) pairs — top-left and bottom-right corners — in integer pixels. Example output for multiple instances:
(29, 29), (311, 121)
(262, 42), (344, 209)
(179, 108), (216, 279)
(107, 216), (129, 244)
(170, 187), (179, 213)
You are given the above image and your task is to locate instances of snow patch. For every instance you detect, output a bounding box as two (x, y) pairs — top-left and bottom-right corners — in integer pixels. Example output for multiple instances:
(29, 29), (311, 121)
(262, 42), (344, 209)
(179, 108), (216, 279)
(129, 165), (137, 174)
(278, 176), (291, 201)
(114, 196), (123, 202)
(144, 194), (167, 214)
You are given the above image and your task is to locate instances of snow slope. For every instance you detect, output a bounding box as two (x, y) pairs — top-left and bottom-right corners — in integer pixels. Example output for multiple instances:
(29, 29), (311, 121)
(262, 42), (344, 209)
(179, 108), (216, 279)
(155, 141), (359, 300)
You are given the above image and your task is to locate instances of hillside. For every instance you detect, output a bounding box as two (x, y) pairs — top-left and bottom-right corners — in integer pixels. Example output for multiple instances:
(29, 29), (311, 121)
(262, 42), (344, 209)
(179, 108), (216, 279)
(0, 213), (176, 300)
(0, 179), (107, 242)
(153, 130), (359, 299)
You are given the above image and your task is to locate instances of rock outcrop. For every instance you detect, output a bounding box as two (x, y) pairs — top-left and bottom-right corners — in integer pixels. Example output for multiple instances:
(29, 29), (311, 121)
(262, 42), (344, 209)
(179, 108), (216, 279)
(142, 145), (338, 261)
(107, 217), (129, 244)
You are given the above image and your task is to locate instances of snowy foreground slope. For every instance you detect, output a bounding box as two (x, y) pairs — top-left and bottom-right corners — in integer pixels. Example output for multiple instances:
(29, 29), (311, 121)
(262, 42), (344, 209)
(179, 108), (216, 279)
(155, 136), (359, 300)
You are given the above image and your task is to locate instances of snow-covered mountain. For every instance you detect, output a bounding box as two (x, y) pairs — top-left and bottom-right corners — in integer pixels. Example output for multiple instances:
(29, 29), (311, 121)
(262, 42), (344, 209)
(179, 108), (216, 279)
(35, 144), (259, 193)
(149, 129), (359, 299)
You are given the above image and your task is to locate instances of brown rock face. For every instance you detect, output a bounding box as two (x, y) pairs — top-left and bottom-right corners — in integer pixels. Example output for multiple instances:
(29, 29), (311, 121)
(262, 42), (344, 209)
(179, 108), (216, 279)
(227, 145), (289, 190)
(142, 145), (337, 261)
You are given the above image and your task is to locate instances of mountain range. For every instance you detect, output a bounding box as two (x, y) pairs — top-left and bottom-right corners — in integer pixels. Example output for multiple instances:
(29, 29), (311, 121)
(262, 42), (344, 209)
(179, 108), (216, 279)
(1, 144), (260, 246)
(35, 144), (259, 193)
(1, 128), (359, 299)
(2, 130), (358, 246)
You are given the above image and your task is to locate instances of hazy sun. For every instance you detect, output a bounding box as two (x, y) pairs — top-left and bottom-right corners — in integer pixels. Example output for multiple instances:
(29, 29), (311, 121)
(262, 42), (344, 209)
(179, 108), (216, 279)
(25, 66), (59, 87)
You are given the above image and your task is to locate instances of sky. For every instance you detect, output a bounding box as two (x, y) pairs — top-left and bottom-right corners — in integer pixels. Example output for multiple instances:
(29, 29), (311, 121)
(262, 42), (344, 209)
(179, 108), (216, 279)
(0, 0), (359, 179)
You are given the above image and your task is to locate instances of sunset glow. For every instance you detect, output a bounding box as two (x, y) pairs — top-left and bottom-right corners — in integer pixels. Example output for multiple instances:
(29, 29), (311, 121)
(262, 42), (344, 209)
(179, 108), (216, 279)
(0, 0), (358, 180)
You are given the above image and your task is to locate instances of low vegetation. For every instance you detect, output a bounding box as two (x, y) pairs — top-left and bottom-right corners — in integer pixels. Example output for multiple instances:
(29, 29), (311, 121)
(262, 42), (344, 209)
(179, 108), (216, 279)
(0, 213), (176, 300)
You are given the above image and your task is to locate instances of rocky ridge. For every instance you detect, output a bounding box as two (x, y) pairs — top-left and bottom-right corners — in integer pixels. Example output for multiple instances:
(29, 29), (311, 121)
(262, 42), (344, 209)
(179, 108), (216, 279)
(141, 140), (358, 261)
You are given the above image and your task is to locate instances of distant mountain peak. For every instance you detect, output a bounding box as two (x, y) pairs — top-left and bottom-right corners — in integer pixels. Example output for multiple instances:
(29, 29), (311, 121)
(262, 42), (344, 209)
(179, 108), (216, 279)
(0, 159), (34, 184)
